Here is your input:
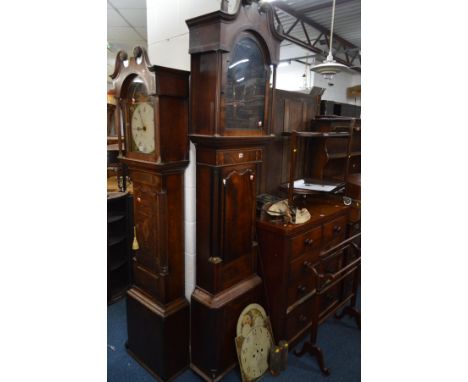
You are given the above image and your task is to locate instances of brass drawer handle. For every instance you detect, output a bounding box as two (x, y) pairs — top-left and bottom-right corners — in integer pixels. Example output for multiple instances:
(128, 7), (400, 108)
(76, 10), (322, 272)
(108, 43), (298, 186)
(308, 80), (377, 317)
(137, 196), (142, 203)
(333, 225), (342, 233)
(298, 314), (307, 323)
(304, 238), (314, 246)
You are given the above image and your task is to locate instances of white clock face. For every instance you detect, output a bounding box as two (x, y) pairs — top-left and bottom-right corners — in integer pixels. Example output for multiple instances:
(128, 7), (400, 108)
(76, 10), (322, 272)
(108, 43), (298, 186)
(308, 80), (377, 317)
(240, 326), (272, 380)
(237, 303), (267, 337)
(131, 102), (155, 154)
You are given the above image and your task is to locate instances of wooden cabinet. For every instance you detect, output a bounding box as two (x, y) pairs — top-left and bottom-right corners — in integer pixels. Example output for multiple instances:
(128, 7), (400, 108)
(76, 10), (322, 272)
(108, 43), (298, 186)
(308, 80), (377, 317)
(304, 117), (361, 183)
(107, 191), (132, 303)
(264, 90), (319, 194)
(257, 198), (361, 375)
(257, 200), (351, 346)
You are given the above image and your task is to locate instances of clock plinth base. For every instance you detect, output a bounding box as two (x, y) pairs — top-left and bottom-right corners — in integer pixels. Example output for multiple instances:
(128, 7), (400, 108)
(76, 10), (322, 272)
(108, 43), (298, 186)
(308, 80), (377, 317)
(126, 288), (189, 382)
(190, 275), (263, 381)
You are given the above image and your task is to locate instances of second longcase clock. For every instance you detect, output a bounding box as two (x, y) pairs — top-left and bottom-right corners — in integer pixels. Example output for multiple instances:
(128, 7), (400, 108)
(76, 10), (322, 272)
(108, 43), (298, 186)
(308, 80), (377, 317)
(110, 47), (190, 382)
(186, 1), (282, 380)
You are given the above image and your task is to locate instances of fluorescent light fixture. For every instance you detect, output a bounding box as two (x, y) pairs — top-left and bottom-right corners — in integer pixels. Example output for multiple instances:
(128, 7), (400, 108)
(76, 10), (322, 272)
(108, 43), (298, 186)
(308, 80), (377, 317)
(236, 77), (245, 82)
(228, 58), (249, 69)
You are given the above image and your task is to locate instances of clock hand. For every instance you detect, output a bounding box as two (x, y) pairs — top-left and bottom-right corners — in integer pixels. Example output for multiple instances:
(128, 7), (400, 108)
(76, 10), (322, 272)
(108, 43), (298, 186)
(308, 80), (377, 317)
(138, 108), (147, 131)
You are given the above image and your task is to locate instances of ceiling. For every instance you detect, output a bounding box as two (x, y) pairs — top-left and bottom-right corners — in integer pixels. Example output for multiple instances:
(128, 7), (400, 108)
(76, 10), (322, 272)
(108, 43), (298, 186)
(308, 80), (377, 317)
(106, 0), (361, 82)
(275, 0), (360, 48)
(107, 0), (148, 83)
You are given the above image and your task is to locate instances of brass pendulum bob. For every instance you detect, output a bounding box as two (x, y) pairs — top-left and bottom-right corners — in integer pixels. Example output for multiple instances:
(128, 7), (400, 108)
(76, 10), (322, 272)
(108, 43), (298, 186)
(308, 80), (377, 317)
(132, 226), (139, 251)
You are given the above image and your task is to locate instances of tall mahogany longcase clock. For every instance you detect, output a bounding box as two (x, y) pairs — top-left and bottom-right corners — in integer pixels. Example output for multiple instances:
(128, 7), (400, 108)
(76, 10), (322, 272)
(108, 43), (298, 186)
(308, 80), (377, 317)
(110, 47), (190, 382)
(186, 1), (283, 380)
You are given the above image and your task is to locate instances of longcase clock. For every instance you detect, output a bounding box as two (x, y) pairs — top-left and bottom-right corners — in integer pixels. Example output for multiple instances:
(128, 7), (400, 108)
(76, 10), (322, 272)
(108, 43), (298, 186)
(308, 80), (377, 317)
(186, 1), (282, 380)
(110, 47), (190, 381)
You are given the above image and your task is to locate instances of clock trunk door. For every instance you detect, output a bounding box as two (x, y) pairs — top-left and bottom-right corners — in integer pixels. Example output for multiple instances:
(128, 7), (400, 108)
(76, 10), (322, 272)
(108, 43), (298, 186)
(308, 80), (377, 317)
(220, 166), (256, 263)
(133, 184), (160, 273)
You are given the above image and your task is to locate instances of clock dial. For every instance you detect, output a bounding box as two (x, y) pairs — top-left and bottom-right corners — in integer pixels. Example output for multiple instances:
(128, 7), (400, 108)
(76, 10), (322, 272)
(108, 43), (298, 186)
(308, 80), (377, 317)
(240, 326), (272, 380)
(237, 303), (267, 337)
(131, 102), (155, 154)
(236, 303), (273, 382)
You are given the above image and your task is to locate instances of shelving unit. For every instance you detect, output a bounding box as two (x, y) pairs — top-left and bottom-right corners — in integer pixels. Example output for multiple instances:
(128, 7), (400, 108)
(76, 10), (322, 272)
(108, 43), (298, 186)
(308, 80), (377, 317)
(107, 191), (132, 304)
(280, 117), (360, 204)
(320, 100), (361, 118)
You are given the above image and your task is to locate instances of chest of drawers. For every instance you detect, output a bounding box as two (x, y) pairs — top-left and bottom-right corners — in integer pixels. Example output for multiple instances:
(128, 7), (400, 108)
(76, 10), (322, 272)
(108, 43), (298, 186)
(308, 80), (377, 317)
(256, 199), (353, 347)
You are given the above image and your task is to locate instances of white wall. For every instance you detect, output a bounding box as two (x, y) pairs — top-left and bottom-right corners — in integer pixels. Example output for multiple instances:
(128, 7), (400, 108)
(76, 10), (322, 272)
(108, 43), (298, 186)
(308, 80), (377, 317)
(276, 43), (361, 106)
(146, 0), (221, 70)
(276, 44), (314, 92)
(276, 61), (311, 91)
(146, 0), (222, 300)
(314, 71), (361, 106)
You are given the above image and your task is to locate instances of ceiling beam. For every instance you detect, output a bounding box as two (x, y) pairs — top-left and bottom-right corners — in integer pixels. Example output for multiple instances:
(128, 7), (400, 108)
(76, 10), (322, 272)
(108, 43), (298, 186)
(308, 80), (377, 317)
(298, 0), (356, 14)
(271, 1), (360, 68)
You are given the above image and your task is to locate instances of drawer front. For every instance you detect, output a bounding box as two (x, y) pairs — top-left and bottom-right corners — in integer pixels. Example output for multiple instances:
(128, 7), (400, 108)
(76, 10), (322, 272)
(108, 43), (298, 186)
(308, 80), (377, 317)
(286, 296), (314, 340)
(288, 252), (318, 285)
(290, 226), (322, 260)
(288, 253), (318, 306)
(322, 215), (347, 248)
(287, 274), (316, 307)
(217, 149), (262, 165)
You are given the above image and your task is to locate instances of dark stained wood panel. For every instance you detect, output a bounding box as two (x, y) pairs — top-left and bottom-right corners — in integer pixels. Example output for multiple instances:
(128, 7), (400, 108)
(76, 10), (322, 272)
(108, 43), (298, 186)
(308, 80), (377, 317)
(221, 168), (256, 263)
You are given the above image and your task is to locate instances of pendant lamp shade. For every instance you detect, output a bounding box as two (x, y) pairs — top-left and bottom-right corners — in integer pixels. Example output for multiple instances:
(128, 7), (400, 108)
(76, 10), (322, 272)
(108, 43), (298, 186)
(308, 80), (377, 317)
(310, 0), (349, 80)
